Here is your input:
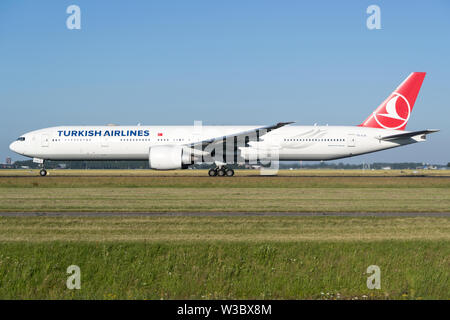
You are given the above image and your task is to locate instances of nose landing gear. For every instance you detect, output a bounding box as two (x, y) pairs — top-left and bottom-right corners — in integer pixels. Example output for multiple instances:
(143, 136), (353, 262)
(208, 166), (234, 177)
(38, 159), (48, 176)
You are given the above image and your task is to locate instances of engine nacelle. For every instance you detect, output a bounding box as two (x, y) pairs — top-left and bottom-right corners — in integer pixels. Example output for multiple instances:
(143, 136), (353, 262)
(149, 145), (193, 170)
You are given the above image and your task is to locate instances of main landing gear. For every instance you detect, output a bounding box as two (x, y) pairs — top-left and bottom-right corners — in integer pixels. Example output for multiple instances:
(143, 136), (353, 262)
(208, 166), (234, 177)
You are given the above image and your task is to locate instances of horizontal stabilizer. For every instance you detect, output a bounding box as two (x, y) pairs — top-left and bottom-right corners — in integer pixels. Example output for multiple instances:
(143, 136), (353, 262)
(380, 129), (439, 141)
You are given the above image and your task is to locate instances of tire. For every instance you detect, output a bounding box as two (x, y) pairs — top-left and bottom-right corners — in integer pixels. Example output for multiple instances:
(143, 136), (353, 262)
(208, 169), (217, 177)
(225, 169), (234, 177)
(39, 169), (47, 177)
(217, 168), (226, 176)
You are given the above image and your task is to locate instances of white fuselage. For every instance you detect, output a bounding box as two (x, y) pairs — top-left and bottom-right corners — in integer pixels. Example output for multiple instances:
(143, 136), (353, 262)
(9, 125), (423, 162)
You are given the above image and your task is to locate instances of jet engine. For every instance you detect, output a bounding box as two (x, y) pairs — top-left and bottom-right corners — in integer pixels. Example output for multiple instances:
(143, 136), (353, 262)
(148, 145), (194, 170)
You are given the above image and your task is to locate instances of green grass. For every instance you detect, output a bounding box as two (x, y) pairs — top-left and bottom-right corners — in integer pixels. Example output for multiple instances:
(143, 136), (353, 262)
(0, 216), (449, 242)
(0, 240), (448, 299)
(2, 175), (450, 189)
(0, 171), (448, 299)
(0, 175), (449, 212)
(0, 216), (448, 299)
(0, 187), (448, 213)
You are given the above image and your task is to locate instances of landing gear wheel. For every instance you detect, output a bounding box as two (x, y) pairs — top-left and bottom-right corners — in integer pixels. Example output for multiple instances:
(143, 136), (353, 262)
(217, 168), (226, 177)
(39, 169), (47, 177)
(208, 169), (217, 177)
(225, 169), (234, 177)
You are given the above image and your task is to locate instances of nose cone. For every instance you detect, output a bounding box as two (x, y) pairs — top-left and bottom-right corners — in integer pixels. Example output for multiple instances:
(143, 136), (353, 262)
(9, 141), (20, 154)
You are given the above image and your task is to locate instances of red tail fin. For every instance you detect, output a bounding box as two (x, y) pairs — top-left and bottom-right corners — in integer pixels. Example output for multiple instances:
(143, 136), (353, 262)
(359, 72), (426, 130)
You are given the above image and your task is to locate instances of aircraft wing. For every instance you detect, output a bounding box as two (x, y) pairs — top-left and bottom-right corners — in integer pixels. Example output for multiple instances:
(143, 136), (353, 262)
(188, 122), (294, 151)
(380, 129), (439, 141)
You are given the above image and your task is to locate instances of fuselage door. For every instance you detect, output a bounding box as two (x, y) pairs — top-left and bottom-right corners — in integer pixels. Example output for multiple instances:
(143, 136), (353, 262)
(101, 136), (109, 147)
(41, 134), (49, 147)
(347, 134), (356, 147)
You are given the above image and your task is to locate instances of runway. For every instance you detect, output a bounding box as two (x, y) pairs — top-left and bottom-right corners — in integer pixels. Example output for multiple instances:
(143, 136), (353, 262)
(1, 212), (449, 217)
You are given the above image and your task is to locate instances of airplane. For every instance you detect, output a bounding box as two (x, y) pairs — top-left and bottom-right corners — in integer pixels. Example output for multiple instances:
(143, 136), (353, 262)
(9, 72), (438, 177)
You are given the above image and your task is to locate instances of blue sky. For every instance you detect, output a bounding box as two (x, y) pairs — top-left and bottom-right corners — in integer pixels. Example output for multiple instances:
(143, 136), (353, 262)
(1, 0), (449, 163)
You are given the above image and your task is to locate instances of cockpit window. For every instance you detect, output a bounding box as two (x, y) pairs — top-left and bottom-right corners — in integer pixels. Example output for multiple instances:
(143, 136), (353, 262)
(17, 137), (25, 141)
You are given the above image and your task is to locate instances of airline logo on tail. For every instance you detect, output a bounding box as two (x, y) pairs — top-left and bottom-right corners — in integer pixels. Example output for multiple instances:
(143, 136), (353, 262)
(360, 72), (426, 130)
(374, 93), (411, 129)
